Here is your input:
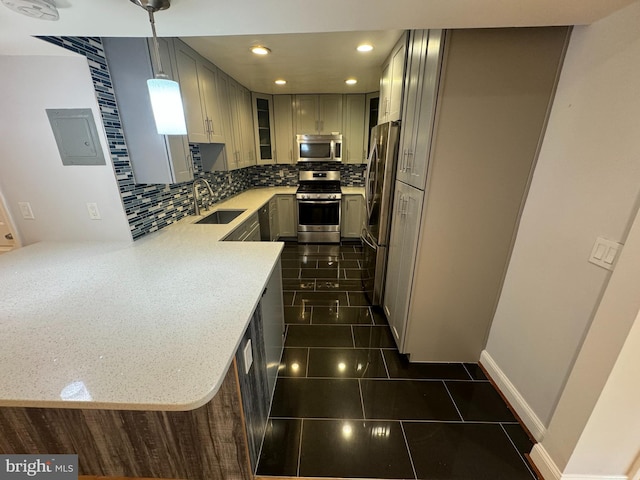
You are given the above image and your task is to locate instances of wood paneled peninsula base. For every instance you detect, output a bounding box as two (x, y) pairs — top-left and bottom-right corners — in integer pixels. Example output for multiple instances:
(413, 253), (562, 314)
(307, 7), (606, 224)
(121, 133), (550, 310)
(0, 361), (252, 480)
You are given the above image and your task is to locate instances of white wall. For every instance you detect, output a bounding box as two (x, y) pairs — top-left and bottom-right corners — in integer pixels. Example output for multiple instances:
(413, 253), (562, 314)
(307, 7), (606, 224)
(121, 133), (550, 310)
(0, 54), (131, 245)
(484, 0), (640, 432)
(530, 201), (640, 477)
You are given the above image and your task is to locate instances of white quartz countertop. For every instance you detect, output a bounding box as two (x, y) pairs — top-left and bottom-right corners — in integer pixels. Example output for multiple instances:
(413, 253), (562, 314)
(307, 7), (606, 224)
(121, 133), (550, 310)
(0, 187), (322, 412)
(0, 186), (364, 411)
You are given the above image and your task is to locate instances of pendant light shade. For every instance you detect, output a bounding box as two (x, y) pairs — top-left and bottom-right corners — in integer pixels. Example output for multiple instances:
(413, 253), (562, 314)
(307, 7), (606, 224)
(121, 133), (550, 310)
(147, 77), (187, 135)
(131, 0), (187, 136)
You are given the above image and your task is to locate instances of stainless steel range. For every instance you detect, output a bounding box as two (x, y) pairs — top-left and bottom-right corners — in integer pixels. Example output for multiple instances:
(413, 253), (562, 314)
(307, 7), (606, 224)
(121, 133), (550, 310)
(296, 170), (342, 243)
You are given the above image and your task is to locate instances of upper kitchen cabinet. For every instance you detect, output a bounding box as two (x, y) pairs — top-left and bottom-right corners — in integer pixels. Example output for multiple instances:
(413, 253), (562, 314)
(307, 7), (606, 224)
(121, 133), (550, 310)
(397, 29), (445, 189)
(103, 37), (193, 185)
(174, 41), (225, 144)
(252, 93), (276, 164)
(218, 76), (255, 170)
(342, 94), (366, 164)
(379, 33), (408, 124)
(273, 95), (295, 164)
(294, 94), (343, 134)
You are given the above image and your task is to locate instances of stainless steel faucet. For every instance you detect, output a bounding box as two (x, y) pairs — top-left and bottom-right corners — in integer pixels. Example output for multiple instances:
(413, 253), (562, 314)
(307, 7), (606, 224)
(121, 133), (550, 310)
(192, 178), (215, 216)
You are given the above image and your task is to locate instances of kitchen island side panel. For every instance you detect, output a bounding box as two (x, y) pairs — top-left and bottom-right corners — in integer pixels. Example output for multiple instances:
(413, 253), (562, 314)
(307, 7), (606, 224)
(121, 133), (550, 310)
(0, 362), (251, 480)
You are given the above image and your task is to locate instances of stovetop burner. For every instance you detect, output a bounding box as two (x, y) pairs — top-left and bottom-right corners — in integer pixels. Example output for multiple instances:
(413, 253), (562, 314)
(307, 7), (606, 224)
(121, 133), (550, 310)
(296, 170), (342, 200)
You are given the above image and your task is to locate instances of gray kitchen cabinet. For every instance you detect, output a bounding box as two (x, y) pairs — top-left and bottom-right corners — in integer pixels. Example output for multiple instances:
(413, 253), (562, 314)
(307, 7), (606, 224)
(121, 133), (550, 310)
(294, 94), (343, 134)
(226, 79), (256, 170)
(174, 40), (225, 144)
(276, 195), (296, 238)
(240, 87), (256, 168)
(397, 30), (444, 189)
(102, 37), (193, 185)
(379, 33), (407, 124)
(343, 95), (367, 164)
(269, 197), (279, 240)
(341, 195), (365, 238)
(198, 63), (225, 143)
(383, 181), (423, 351)
(224, 213), (260, 241)
(260, 259), (285, 398)
(385, 27), (570, 362)
(234, 261), (284, 470)
(252, 93), (276, 164)
(273, 95), (295, 164)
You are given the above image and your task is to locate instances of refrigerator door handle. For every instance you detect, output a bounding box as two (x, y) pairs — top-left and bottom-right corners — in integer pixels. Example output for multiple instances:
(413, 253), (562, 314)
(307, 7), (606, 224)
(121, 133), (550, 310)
(361, 228), (377, 250)
(364, 142), (377, 220)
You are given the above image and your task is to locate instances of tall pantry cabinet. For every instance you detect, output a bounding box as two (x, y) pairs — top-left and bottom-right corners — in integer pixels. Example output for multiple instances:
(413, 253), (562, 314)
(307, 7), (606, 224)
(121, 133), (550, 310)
(384, 27), (571, 362)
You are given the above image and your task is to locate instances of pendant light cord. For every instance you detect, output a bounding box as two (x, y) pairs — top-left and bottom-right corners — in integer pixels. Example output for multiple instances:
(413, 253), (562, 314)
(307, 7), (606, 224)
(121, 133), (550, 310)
(147, 8), (166, 77)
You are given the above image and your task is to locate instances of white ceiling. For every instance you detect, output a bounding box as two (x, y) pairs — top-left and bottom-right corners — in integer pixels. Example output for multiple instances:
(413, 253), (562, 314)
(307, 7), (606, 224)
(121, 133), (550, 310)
(0, 0), (636, 93)
(182, 31), (404, 94)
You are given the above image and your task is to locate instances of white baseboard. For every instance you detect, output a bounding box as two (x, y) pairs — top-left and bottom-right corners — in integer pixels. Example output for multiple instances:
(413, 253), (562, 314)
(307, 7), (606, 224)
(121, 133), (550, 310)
(524, 415), (628, 480)
(479, 350), (546, 441)
(531, 444), (562, 480)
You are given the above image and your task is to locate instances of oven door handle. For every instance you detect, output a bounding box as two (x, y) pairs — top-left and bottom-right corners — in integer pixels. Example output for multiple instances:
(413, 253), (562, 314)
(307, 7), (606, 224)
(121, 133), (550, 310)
(297, 200), (341, 205)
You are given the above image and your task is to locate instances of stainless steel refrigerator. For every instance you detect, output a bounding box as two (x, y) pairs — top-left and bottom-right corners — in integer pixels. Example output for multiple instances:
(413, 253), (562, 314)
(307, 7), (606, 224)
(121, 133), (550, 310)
(361, 121), (401, 306)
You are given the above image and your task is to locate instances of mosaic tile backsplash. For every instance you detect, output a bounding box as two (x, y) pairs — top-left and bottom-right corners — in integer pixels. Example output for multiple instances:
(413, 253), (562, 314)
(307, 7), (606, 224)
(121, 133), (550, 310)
(40, 36), (365, 240)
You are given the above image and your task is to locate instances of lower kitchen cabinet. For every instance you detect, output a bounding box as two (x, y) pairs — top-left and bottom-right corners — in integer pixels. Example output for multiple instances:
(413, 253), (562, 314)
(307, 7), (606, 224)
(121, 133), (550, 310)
(383, 181), (423, 351)
(235, 260), (284, 470)
(269, 197), (279, 240)
(341, 194), (365, 238)
(277, 195), (296, 238)
(224, 213), (260, 241)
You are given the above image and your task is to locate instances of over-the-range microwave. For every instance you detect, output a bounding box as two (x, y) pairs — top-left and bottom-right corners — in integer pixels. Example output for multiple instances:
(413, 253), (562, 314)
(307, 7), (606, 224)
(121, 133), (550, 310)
(296, 134), (342, 162)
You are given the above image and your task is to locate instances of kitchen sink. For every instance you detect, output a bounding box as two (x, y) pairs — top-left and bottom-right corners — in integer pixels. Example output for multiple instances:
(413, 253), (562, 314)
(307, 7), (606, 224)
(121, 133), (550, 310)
(196, 209), (246, 224)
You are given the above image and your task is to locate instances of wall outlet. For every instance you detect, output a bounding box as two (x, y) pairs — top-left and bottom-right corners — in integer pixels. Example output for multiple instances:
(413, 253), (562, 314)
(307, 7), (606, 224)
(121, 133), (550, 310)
(243, 339), (253, 374)
(279, 169), (285, 178)
(86, 202), (101, 220)
(227, 173), (232, 185)
(18, 202), (34, 220)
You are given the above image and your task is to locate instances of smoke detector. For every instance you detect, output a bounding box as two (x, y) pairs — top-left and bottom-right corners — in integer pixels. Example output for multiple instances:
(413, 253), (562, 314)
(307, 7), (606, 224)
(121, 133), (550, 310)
(1, 0), (59, 20)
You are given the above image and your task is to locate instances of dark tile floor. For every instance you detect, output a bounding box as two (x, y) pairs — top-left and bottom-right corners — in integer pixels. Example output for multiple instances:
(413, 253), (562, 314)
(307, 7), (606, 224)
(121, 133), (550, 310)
(258, 243), (537, 479)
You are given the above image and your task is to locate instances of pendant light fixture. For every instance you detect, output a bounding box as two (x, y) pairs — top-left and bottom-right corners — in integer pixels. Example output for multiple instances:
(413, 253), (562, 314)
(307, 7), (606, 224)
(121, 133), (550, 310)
(130, 0), (187, 135)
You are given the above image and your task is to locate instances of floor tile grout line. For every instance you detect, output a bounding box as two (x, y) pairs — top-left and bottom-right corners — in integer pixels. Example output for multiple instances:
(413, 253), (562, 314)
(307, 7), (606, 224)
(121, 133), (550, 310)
(380, 348), (391, 379)
(400, 421), (419, 480)
(296, 418), (304, 477)
(442, 380), (465, 422)
(305, 347), (310, 378)
(350, 324), (356, 348)
(499, 423), (539, 479)
(268, 416), (515, 424)
(357, 378), (367, 420)
(461, 362), (475, 380)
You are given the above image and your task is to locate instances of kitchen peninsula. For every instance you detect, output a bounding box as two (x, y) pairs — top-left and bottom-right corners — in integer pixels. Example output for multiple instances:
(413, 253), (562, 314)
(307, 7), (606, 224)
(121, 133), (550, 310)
(0, 187), (317, 480)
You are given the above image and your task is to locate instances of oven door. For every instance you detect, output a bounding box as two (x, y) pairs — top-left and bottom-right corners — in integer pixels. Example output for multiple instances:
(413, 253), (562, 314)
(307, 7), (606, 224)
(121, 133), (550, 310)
(297, 199), (341, 243)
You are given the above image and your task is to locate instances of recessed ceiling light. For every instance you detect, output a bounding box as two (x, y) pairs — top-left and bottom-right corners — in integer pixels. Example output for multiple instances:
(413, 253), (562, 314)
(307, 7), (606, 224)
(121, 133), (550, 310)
(345, 79), (358, 85)
(357, 44), (374, 52)
(251, 46), (271, 55)
(0, 0), (59, 20)
(274, 79), (287, 85)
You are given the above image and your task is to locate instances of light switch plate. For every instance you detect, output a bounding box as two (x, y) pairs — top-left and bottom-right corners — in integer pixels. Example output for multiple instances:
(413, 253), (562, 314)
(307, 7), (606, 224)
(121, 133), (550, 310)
(18, 202), (34, 220)
(589, 237), (623, 271)
(86, 203), (101, 220)
(243, 339), (253, 374)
